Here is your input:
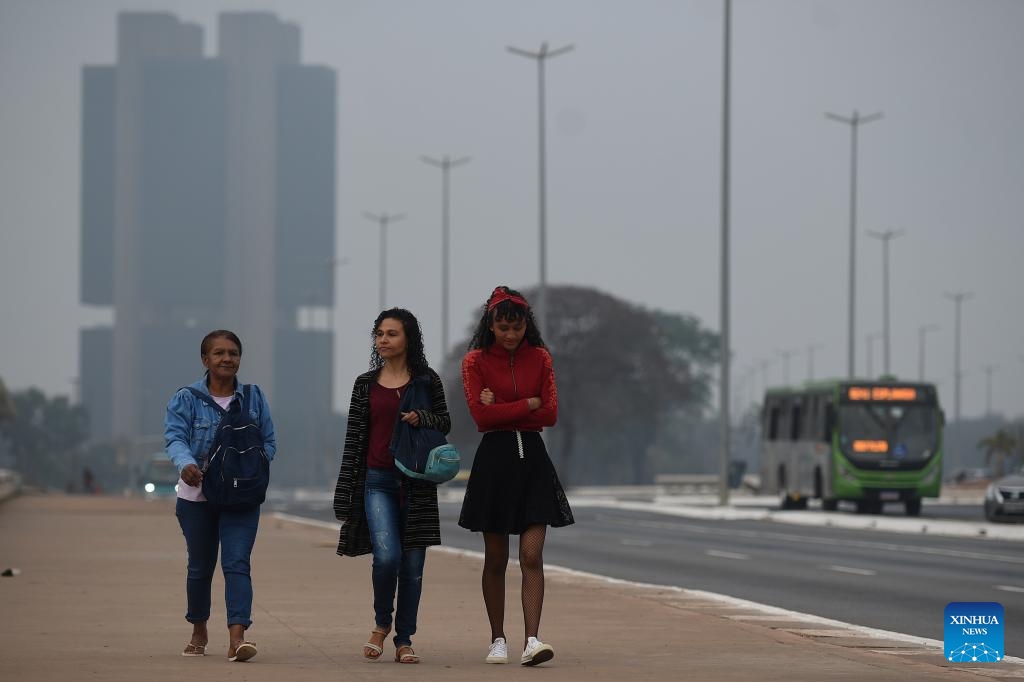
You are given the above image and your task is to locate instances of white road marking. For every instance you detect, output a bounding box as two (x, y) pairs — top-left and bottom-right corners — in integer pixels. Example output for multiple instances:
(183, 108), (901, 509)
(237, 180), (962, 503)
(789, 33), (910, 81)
(621, 538), (653, 547)
(824, 564), (877, 576)
(706, 549), (749, 560)
(995, 584), (1024, 593)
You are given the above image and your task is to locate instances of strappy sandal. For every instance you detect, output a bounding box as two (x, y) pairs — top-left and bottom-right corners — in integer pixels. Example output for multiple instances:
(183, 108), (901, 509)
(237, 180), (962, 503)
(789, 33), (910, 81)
(228, 641), (257, 662)
(363, 625), (391, 660)
(181, 642), (206, 657)
(395, 644), (420, 664)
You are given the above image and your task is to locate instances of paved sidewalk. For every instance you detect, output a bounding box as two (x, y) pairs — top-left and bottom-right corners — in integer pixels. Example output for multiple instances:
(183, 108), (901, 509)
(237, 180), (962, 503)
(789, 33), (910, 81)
(0, 494), (1017, 681)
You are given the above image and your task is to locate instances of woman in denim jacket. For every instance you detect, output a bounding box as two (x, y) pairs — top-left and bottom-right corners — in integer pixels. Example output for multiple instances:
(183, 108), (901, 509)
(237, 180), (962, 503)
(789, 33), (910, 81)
(164, 330), (276, 662)
(333, 308), (450, 664)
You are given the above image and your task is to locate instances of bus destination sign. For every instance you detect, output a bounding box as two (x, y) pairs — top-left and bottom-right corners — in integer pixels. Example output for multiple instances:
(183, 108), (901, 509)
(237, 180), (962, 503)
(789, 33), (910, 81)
(846, 386), (918, 402)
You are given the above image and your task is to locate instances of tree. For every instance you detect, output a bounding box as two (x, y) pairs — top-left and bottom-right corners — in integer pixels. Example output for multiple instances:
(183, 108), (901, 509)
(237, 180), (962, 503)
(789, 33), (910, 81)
(977, 429), (1018, 478)
(0, 387), (88, 489)
(442, 285), (719, 485)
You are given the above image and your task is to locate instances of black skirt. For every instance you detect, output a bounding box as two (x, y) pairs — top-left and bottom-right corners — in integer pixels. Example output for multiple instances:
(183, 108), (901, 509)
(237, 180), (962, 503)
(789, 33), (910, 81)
(458, 431), (575, 535)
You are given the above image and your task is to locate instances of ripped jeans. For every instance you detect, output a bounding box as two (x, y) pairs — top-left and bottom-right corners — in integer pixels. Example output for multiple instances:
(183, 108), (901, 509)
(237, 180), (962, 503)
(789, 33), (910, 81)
(364, 467), (426, 647)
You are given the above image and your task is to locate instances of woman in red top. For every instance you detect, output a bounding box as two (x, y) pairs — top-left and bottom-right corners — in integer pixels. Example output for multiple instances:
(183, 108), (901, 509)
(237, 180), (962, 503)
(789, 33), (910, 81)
(458, 286), (574, 667)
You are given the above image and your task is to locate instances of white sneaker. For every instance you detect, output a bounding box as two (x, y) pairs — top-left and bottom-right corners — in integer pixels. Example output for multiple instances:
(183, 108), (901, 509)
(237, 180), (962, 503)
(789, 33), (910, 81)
(485, 637), (508, 664)
(520, 637), (554, 666)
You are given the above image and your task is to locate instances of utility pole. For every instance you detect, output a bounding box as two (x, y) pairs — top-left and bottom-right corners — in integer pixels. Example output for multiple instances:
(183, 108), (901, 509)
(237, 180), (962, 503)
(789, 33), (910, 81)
(363, 211), (405, 311)
(826, 109), (883, 379)
(507, 41), (574, 338)
(867, 229), (904, 376)
(421, 155), (471, 358)
(917, 323), (939, 381)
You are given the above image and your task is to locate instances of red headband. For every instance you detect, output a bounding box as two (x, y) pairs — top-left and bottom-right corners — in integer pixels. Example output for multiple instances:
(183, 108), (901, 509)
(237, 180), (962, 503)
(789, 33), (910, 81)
(487, 287), (529, 311)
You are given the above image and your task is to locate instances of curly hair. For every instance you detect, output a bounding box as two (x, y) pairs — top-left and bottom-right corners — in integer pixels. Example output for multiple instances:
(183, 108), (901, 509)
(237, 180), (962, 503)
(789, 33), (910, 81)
(369, 308), (430, 376)
(467, 285), (546, 351)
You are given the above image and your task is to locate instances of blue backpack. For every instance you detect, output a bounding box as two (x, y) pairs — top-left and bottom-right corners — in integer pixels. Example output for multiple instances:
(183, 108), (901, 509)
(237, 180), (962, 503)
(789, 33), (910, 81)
(389, 376), (460, 484)
(187, 385), (270, 509)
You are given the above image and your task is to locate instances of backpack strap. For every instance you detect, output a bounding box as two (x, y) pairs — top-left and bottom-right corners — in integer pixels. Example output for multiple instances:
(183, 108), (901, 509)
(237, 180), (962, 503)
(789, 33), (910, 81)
(183, 386), (227, 414)
(182, 384), (252, 416)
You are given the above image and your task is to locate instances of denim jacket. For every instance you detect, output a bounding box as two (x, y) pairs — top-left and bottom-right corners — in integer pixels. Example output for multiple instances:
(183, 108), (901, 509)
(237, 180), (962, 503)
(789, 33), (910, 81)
(164, 375), (277, 473)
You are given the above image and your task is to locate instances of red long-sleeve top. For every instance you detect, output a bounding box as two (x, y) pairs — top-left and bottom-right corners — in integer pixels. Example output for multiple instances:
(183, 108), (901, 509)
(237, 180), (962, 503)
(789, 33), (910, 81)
(461, 340), (558, 432)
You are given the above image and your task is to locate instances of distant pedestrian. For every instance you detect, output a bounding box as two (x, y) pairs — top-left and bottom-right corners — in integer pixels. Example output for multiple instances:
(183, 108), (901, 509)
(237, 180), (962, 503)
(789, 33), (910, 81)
(333, 308), (451, 664)
(458, 286), (574, 666)
(164, 330), (276, 662)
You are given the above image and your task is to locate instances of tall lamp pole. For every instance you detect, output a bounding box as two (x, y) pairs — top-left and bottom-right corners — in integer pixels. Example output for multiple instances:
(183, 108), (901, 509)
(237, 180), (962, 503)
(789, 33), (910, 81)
(826, 109), (883, 378)
(981, 364), (997, 417)
(777, 348), (798, 386)
(507, 41), (574, 338)
(806, 342), (825, 382)
(867, 228), (905, 375)
(421, 155), (471, 358)
(944, 291), (973, 425)
(716, 0), (732, 505)
(363, 211), (405, 311)
(865, 331), (883, 379)
(917, 323), (939, 381)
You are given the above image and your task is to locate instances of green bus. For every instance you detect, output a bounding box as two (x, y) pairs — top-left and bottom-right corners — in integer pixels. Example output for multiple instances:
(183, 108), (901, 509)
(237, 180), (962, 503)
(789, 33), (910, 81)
(759, 380), (944, 515)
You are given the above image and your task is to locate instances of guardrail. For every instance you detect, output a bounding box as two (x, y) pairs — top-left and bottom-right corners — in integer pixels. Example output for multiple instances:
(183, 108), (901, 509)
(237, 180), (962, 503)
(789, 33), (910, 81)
(654, 473), (761, 494)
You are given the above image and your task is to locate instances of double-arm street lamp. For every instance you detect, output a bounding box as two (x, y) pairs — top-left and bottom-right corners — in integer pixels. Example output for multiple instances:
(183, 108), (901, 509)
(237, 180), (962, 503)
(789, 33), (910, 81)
(917, 323), (939, 381)
(866, 228), (905, 376)
(826, 110), (883, 378)
(363, 211), (406, 311)
(421, 155), (471, 358)
(507, 41), (574, 337)
(944, 290), (973, 424)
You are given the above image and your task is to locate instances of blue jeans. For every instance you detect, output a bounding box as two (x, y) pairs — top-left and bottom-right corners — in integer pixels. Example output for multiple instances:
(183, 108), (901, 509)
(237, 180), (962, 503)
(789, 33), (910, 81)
(175, 498), (260, 628)
(364, 467), (426, 647)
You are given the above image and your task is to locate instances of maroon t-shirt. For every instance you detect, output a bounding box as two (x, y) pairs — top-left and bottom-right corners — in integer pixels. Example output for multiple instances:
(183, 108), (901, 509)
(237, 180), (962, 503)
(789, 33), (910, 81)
(367, 381), (407, 469)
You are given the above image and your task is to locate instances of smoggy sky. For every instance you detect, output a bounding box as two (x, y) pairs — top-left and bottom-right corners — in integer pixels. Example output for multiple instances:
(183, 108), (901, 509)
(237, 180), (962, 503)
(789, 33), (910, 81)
(1, 0), (1022, 418)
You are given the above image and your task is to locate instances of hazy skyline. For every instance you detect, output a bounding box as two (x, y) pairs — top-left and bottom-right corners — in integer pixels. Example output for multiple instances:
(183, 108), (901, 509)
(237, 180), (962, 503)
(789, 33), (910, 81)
(2, 0), (1022, 419)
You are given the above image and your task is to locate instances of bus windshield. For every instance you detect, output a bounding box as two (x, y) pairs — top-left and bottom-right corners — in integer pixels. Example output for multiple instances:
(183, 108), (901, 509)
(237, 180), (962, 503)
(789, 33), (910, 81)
(838, 403), (939, 460)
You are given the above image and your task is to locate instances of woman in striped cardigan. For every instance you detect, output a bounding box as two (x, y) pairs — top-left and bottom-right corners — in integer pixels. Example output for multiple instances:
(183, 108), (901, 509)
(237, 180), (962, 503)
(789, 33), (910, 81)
(333, 308), (451, 664)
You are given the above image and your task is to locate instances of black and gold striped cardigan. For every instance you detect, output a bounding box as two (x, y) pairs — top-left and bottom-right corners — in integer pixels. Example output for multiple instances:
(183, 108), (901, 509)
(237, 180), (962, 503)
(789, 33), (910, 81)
(333, 368), (450, 557)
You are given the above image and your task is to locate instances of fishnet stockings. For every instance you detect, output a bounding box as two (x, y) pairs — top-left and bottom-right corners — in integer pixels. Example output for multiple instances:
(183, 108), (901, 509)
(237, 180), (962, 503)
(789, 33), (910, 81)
(481, 525), (547, 644)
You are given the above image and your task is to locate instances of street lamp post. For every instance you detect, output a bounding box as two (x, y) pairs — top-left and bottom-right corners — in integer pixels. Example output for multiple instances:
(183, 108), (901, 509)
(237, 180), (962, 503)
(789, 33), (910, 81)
(865, 331), (883, 379)
(507, 41), (574, 338)
(777, 348), (797, 386)
(944, 291), (973, 424)
(363, 211), (405, 311)
(806, 342), (824, 382)
(826, 109), (883, 379)
(867, 229), (904, 376)
(716, 0), (733, 505)
(917, 323), (939, 381)
(421, 155), (471, 358)
(981, 364), (997, 417)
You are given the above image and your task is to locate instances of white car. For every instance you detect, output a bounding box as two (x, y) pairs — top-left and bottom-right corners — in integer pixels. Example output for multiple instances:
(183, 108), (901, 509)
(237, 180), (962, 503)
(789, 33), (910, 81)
(984, 468), (1024, 522)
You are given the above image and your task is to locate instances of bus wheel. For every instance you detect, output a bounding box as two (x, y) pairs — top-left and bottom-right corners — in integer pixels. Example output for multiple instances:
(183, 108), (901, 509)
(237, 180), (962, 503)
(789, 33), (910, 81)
(904, 499), (922, 517)
(822, 499), (838, 512)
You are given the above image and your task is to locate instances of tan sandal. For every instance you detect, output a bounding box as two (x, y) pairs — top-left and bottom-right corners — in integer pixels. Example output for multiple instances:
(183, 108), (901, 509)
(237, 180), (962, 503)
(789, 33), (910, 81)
(228, 641), (257, 662)
(181, 642), (206, 657)
(395, 645), (420, 664)
(363, 626), (390, 660)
